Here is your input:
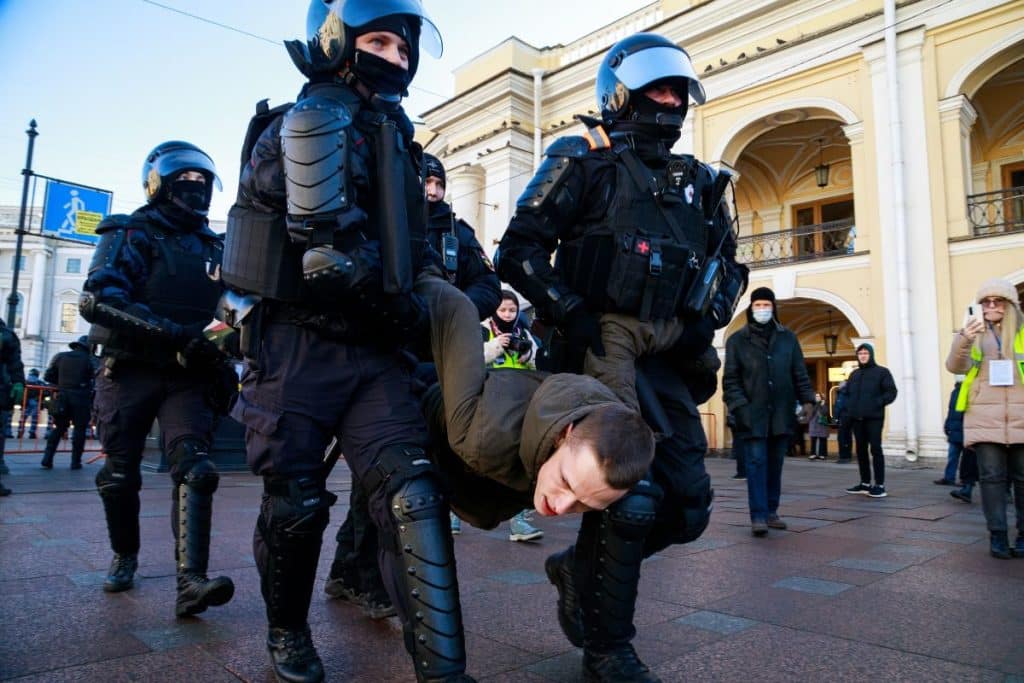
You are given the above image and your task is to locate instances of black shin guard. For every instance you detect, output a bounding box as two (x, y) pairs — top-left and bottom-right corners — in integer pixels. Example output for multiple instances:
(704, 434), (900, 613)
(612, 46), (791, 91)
(174, 460), (234, 617)
(96, 463), (142, 555)
(382, 461), (466, 682)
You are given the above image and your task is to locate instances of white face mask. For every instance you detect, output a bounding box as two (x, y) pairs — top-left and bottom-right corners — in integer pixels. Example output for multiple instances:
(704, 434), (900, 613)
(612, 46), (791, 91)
(752, 309), (773, 324)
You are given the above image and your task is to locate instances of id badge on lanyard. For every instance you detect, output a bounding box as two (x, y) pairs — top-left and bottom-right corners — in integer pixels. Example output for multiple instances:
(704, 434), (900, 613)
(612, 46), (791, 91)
(989, 359), (1013, 386)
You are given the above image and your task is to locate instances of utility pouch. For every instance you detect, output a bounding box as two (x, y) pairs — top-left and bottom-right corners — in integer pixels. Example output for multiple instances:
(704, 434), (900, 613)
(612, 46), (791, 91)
(607, 230), (693, 321)
(222, 204), (304, 301)
(681, 255), (723, 318)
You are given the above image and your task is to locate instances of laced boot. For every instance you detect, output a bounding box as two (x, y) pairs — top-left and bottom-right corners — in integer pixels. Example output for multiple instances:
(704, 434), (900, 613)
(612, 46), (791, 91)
(103, 553), (138, 592)
(173, 464), (234, 617)
(256, 478), (335, 683)
(267, 626), (324, 683)
(98, 482), (141, 593)
(583, 644), (660, 683)
(990, 531), (1011, 559)
(544, 546), (583, 647)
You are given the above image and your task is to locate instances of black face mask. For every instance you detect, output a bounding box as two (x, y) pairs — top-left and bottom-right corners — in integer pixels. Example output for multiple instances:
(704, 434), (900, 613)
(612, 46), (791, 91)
(169, 180), (210, 214)
(351, 50), (411, 106)
(494, 315), (518, 334)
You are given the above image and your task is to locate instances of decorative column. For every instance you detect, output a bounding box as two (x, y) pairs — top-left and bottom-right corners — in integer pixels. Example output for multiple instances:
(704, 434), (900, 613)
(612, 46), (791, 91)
(531, 68), (545, 172)
(447, 164), (486, 236)
(25, 249), (47, 338)
(841, 122), (866, 255)
(937, 94), (978, 239)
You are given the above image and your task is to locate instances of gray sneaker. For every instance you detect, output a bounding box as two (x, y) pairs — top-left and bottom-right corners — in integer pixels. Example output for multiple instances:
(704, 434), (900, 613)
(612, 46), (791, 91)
(509, 510), (543, 542)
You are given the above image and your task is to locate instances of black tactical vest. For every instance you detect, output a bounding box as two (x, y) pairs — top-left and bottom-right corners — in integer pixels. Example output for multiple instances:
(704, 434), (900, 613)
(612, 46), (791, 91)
(557, 149), (708, 321)
(93, 215), (223, 363)
(50, 350), (95, 391)
(222, 83), (427, 311)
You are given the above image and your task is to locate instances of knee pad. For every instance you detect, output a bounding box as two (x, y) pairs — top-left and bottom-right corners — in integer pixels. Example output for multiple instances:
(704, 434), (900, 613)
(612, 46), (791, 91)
(390, 470), (446, 524)
(361, 442), (437, 501)
(96, 460), (142, 498)
(604, 484), (660, 542)
(182, 459), (220, 496)
(261, 476), (337, 544)
(167, 439), (210, 486)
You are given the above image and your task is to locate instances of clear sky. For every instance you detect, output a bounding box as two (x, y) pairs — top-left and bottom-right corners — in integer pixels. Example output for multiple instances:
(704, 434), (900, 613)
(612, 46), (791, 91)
(0, 0), (652, 222)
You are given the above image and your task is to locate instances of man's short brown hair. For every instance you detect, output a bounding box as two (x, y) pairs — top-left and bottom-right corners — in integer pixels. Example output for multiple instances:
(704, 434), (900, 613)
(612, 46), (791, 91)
(568, 404), (655, 490)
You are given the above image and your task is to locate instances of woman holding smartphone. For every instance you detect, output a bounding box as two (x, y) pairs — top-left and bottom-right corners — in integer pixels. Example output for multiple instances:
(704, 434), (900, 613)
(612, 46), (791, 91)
(946, 278), (1024, 559)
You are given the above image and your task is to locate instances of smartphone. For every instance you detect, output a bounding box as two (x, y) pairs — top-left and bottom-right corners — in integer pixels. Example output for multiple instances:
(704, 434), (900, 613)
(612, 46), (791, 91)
(964, 304), (981, 328)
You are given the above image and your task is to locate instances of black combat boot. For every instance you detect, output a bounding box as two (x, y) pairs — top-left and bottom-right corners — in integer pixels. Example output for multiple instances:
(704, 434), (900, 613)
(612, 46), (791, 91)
(40, 450), (54, 469)
(256, 479), (335, 683)
(98, 482), (141, 593)
(266, 626), (324, 683)
(103, 553), (138, 592)
(173, 472), (234, 617)
(576, 495), (660, 683)
(545, 546), (584, 647)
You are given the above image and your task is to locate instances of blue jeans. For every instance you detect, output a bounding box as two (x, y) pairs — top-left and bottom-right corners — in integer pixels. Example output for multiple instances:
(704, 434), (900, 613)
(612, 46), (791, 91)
(944, 441), (963, 482)
(744, 435), (788, 522)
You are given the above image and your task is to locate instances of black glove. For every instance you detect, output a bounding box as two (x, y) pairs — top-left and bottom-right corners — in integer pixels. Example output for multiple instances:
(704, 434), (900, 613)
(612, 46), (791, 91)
(179, 336), (224, 370)
(677, 346), (720, 405)
(562, 306), (605, 357)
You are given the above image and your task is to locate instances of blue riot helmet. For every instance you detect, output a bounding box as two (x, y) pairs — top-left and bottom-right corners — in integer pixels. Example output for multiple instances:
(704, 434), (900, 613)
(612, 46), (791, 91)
(141, 141), (221, 218)
(287, 0), (443, 80)
(597, 33), (705, 127)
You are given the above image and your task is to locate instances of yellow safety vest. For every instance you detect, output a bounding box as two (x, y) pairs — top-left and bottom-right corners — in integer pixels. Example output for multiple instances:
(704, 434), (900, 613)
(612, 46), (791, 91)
(486, 326), (530, 370)
(955, 325), (1024, 411)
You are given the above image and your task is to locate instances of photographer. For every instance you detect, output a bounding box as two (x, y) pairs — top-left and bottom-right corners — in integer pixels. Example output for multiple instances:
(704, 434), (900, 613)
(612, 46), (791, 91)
(483, 291), (537, 369)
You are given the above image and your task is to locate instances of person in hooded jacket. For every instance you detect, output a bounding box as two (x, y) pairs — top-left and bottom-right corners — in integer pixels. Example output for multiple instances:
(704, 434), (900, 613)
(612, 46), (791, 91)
(842, 343), (897, 498)
(946, 278), (1024, 559)
(936, 379), (965, 486)
(723, 287), (814, 536)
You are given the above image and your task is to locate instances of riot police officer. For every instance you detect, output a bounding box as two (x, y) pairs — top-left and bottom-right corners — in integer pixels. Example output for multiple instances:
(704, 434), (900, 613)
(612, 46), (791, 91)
(222, 2), (470, 682)
(40, 335), (95, 470)
(79, 141), (234, 620)
(498, 33), (747, 683)
(324, 152), (500, 618)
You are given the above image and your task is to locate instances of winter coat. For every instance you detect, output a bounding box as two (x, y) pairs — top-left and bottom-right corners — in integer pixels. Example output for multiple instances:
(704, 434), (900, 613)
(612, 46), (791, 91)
(723, 322), (815, 438)
(943, 384), (964, 445)
(946, 328), (1024, 447)
(808, 402), (830, 439)
(844, 347), (897, 420)
(481, 318), (537, 368)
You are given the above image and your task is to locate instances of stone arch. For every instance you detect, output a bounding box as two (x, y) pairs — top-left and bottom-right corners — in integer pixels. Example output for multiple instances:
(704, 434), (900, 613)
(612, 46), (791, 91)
(710, 98), (860, 167)
(944, 30), (1024, 99)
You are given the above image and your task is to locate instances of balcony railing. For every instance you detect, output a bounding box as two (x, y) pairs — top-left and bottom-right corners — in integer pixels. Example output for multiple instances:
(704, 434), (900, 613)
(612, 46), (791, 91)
(736, 218), (857, 268)
(967, 186), (1024, 236)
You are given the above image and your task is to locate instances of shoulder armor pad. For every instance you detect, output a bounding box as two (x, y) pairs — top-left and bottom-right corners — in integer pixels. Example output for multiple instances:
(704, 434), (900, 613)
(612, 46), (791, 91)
(95, 214), (132, 235)
(516, 152), (577, 212)
(281, 94), (353, 217)
(544, 136), (592, 159)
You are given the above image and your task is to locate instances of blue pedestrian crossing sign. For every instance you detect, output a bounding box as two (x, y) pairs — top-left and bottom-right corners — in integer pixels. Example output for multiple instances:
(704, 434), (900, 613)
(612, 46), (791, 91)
(41, 179), (113, 244)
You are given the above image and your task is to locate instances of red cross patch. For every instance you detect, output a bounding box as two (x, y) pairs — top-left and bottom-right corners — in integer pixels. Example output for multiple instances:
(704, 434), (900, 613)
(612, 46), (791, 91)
(635, 239), (651, 255)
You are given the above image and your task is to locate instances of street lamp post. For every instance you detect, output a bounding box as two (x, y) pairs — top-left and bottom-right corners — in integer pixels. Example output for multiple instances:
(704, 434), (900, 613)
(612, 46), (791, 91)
(7, 120), (39, 327)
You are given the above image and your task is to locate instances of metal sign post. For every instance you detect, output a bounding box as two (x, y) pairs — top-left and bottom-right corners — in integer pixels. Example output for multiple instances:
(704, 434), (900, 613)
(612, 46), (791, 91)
(8, 120), (38, 326)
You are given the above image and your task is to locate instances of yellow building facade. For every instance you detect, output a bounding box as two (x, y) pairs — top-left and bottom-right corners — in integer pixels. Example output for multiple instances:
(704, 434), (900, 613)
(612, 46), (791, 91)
(420, 0), (1024, 463)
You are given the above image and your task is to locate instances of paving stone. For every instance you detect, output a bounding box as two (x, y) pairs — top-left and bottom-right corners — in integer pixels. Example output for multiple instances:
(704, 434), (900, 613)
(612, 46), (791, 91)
(772, 576), (855, 596)
(829, 557), (912, 573)
(130, 622), (233, 651)
(901, 530), (980, 544)
(487, 569), (549, 585)
(675, 610), (760, 634)
(31, 537), (87, 547)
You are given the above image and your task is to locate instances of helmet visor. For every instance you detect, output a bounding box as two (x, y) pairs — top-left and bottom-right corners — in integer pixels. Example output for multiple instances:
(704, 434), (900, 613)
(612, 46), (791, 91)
(615, 45), (705, 104)
(152, 149), (223, 191)
(343, 0), (443, 58)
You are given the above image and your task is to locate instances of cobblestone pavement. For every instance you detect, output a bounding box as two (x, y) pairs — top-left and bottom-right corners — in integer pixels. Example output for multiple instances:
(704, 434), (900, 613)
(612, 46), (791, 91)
(2, 446), (1022, 682)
